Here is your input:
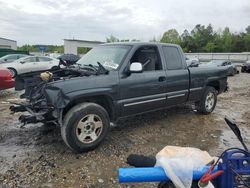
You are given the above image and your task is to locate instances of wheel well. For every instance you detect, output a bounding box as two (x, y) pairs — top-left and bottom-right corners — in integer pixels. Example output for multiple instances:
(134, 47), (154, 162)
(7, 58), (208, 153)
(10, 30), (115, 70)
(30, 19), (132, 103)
(207, 81), (220, 92)
(63, 95), (115, 121)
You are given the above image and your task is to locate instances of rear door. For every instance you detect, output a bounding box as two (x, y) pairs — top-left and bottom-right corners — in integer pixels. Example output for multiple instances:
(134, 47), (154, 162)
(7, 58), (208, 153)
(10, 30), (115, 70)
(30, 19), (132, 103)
(161, 45), (189, 106)
(37, 57), (54, 70)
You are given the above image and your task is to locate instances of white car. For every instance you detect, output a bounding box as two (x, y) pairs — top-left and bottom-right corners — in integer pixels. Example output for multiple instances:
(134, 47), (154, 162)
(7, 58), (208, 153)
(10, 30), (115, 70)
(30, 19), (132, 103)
(1, 56), (59, 77)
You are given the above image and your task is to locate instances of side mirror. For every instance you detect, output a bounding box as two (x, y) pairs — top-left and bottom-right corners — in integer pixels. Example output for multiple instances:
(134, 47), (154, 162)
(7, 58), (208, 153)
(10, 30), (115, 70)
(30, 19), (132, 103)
(20, 61), (25, 64)
(4, 59), (7, 61)
(129, 62), (143, 73)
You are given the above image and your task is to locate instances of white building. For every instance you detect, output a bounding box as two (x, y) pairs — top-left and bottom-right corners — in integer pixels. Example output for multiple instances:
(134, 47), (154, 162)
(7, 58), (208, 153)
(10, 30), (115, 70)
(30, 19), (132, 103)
(64, 39), (104, 55)
(0, 37), (17, 50)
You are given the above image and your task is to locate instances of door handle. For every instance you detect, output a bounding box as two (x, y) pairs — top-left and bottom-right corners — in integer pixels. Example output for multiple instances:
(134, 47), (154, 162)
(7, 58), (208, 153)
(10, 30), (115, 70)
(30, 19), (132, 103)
(158, 76), (166, 82)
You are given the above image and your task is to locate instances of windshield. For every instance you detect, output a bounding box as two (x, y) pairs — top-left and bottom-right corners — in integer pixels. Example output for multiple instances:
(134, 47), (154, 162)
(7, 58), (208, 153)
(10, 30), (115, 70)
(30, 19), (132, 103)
(77, 45), (131, 70)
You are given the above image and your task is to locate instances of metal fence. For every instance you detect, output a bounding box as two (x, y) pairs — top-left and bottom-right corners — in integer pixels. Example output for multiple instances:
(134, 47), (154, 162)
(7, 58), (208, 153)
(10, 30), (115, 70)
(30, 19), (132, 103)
(185, 53), (250, 62)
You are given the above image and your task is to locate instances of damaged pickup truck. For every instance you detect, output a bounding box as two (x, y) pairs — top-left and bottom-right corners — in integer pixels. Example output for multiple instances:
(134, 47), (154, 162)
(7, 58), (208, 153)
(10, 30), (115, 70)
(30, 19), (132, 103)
(11, 43), (229, 152)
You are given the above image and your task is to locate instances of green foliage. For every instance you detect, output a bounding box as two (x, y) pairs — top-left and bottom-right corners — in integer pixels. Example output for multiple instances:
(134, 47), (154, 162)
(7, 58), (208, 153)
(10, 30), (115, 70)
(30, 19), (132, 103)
(106, 35), (120, 43)
(77, 47), (91, 54)
(17, 45), (64, 53)
(160, 29), (181, 44)
(162, 24), (250, 52)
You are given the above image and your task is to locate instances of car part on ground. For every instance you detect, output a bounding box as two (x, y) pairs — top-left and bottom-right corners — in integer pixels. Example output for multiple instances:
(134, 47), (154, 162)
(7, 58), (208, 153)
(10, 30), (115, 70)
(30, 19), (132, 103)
(241, 60), (250, 73)
(0, 67), (15, 90)
(9, 43), (229, 152)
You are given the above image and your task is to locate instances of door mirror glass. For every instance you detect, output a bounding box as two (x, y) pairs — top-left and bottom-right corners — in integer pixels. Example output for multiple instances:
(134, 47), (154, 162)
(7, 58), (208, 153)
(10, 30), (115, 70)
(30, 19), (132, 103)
(129, 62), (143, 73)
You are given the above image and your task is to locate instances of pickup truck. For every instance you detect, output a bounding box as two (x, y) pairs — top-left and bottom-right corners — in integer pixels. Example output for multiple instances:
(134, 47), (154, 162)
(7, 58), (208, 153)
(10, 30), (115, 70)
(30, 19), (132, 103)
(11, 42), (228, 152)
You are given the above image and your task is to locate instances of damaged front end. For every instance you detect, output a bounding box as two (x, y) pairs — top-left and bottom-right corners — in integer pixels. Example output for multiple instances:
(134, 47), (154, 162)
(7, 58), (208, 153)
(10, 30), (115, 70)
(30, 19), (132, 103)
(11, 67), (93, 126)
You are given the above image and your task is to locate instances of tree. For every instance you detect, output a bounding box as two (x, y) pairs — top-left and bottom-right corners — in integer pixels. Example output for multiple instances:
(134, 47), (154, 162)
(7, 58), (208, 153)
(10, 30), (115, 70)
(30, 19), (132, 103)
(106, 35), (119, 43)
(160, 29), (181, 44)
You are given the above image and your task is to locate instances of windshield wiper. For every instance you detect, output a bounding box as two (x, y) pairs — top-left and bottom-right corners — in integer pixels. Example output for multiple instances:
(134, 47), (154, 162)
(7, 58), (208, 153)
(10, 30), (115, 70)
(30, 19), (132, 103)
(97, 62), (109, 74)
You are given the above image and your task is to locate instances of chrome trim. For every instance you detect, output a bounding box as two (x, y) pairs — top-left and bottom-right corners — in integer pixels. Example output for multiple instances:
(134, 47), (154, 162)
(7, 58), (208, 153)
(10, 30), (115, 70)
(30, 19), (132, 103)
(166, 89), (188, 96)
(167, 93), (186, 99)
(124, 97), (166, 107)
(190, 87), (203, 91)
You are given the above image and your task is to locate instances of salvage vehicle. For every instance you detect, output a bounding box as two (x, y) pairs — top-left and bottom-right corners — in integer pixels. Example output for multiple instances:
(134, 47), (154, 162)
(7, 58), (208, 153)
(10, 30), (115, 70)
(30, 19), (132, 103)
(0, 67), (15, 90)
(241, 60), (250, 73)
(201, 60), (238, 76)
(11, 43), (229, 152)
(1, 56), (60, 78)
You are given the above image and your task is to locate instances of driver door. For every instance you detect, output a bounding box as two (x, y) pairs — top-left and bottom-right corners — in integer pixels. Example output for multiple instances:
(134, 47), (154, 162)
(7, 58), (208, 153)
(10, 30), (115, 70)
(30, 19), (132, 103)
(119, 45), (167, 117)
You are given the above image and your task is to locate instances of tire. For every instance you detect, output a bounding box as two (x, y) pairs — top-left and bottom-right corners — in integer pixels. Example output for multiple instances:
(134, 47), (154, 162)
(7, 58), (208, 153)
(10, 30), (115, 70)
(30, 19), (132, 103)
(51, 66), (59, 70)
(196, 86), (217, 115)
(7, 68), (17, 78)
(61, 102), (110, 153)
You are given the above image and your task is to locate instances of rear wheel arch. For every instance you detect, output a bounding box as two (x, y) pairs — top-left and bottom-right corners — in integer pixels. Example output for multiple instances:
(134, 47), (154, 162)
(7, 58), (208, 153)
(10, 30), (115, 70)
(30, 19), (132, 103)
(206, 80), (220, 93)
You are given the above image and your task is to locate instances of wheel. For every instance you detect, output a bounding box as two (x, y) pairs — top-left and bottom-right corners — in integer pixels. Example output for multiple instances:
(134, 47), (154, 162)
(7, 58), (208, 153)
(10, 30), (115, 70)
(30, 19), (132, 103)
(51, 66), (59, 70)
(61, 102), (110, 152)
(196, 86), (217, 115)
(7, 68), (17, 78)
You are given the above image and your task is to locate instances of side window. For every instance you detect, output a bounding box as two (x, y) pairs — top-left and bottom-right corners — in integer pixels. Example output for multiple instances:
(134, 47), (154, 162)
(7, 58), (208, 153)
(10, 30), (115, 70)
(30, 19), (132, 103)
(24, 57), (36, 63)
(8, 55), (17, 60)
(163, 46), (183, 70)
(130, 46), (162, 71)
(38, 57), (52, 62)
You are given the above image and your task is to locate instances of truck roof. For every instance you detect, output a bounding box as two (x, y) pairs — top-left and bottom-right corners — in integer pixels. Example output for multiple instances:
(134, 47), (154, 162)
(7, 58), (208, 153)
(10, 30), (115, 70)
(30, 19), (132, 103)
(101, 42), (180, 48)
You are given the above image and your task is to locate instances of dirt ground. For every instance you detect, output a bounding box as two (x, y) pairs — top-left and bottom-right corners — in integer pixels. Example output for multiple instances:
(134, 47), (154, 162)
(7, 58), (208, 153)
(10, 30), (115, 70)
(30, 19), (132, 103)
(0, 73), (250, 188)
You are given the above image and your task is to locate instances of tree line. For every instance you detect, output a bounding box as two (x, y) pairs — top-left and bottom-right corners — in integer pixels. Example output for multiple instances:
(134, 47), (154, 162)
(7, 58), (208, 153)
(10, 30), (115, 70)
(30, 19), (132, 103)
(160, 24), (250, 53)
(106, 24), (250, 53)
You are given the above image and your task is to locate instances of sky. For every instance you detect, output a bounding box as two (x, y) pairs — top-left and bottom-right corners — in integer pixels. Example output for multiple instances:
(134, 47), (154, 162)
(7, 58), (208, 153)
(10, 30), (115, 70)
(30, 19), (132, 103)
(0, 0), (250, 46)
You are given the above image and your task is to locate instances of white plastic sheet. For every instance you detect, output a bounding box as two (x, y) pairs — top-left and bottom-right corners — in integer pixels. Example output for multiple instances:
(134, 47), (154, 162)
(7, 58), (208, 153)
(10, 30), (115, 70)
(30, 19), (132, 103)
(155, 146), (216, 188)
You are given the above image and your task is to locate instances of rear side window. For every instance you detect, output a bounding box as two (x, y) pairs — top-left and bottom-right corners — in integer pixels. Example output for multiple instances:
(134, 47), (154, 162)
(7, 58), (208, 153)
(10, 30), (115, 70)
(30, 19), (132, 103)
(38, 57), (52, 62)
(162, 46), (183, 70)
(24, 57), (36, 62)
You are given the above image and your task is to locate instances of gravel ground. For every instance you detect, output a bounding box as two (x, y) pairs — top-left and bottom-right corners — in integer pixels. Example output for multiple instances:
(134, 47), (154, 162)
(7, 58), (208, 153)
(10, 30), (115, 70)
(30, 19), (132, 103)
(0, 73), (250, 188)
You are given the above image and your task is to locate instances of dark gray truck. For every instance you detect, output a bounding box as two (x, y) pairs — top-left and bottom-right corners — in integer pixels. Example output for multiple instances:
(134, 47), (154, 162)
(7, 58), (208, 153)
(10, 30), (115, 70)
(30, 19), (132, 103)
(12, 42), (228, 152)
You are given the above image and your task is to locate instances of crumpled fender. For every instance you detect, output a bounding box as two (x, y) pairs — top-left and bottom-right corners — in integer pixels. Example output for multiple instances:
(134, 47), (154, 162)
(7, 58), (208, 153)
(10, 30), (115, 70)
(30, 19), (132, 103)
(45, 85), (71, 109)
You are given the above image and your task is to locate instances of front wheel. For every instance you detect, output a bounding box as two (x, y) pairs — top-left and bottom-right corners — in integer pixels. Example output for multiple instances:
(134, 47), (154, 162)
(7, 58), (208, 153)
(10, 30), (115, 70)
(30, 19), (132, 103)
(196, 86), (217, 115)
(61, 103), (110, 152)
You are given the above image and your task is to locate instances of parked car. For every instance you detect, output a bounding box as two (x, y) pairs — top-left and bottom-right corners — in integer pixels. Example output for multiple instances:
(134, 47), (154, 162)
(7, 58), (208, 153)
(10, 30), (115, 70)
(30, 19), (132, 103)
(201, 60), (238, 76)
(0, 67), (15, 90)
(241, 60), (250, 73)
(186, 57), (200, 67)
(1, 56), (60, 77)
(12, 43), (228, 152)
(0, 54), (29, 64)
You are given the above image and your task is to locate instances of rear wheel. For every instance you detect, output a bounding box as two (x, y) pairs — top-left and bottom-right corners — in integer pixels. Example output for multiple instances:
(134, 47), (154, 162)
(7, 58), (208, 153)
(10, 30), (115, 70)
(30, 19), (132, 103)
(7, 68), (17, 78)
(196, 86), (217, 115)
(61, 103), (110, 152)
